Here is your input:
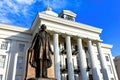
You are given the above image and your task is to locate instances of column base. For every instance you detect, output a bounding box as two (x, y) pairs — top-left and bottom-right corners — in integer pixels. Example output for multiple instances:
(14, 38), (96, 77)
(27, 78), (57, 80)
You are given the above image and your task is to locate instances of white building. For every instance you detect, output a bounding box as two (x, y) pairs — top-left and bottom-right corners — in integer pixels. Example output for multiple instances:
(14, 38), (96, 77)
(0, 8), (118, 80)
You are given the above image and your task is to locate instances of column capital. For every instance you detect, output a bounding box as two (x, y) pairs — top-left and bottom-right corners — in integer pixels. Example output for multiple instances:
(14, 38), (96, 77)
(76, 36), (83, 39)
(83, 37), (103, 43)
(48, 30), (60, 35)
(93, 39), (103, 43)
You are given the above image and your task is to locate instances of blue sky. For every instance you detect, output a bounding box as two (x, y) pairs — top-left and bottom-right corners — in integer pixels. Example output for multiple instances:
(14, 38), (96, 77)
(0, 0), (120, 57)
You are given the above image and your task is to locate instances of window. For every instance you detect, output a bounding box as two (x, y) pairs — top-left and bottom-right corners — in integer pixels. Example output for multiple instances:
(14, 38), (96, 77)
(60, 14), (64, 18)
(16, 57), (23, 70)
(75, 45), (78, 51)
(105, 56), (109, 61)
(15, 75), (22, 80)
(0, 42), (8, 50)
(18, 44), (25, 52)
(0, 55), (6, 68)
(108, 65), (113, 74)
(0, 75), (2, 80)
(65, 15), (74, 21)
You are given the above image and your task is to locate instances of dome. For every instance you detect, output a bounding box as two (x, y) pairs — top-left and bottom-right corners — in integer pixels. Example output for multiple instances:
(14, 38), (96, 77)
(42, 7), (58, 17)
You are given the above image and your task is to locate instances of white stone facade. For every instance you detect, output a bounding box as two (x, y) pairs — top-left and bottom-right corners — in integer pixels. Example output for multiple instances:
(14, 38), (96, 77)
(0, 9), (118, 80)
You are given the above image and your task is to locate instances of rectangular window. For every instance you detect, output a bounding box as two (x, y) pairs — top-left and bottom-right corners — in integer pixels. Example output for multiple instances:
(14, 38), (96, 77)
(0, 75), (2, 80)
(15, 75), (22, 80)
(105, 56), (109, 61)
(18, 44), (25, 53)
(16, 57), (23, 70)
(0, 42), (8, 50)
(0, 55), (6, 68)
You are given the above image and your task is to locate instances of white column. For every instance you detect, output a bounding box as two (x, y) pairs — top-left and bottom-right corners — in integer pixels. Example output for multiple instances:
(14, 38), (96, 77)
(87, 39), (99, 80)
(12, 53), (18, 80)
(7, 40), (17, 80)
(77, 38), (88, 80)
(96, 42), (109, 80)
(53, 33), (61, 80)
(66, 36), (75, 80)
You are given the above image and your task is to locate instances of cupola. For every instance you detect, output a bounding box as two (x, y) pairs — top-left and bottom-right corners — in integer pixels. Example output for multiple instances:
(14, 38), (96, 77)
(59, 10), (77, 21)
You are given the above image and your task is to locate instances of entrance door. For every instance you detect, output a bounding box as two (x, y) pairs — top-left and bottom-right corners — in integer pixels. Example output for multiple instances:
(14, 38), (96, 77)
(0, 39), (11, 80)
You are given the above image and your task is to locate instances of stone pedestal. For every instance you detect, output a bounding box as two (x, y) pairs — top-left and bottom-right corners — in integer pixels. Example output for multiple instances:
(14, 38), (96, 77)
(27, 78), (57, 80)
(25, 52), (55, 80)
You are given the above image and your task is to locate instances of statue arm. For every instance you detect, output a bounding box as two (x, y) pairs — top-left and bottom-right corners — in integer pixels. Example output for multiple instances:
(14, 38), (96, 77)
(30, 33), (38, 49)
(28, 33), (38, 68)
(28, 33), (38, 61)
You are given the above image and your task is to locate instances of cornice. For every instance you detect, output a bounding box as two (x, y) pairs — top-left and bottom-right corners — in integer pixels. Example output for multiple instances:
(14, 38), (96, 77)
(101, 43), (113, 49)
(38, 13), (102, 34)
(0, 23), (31, 34)
(0, 34), (32, 42)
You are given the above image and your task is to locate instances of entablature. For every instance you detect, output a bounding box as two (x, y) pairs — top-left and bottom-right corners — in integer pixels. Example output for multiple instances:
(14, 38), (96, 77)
(31, 12), (102, 41)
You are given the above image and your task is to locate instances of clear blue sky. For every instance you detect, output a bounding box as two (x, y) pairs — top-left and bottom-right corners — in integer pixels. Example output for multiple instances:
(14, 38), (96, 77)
(0, 0), (120, 57)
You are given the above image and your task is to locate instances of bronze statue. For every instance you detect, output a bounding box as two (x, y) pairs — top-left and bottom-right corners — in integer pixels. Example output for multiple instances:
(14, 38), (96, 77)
(28, 24), (53, 78)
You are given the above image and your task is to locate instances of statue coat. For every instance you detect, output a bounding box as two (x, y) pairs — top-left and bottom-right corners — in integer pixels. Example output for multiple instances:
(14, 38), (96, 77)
(29, 30), (52, 68)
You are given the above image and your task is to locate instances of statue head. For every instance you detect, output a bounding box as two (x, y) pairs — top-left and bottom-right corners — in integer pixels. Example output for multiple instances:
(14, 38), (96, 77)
(41, 24), (46, 31)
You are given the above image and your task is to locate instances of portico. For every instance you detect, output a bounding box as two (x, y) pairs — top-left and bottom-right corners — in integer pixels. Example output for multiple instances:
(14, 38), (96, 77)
(29, 8), (112, 80)
(50, 32), (108, 80)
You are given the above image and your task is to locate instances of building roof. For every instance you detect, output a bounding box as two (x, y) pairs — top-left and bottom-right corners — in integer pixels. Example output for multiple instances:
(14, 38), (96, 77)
(0, 23), (31, 34)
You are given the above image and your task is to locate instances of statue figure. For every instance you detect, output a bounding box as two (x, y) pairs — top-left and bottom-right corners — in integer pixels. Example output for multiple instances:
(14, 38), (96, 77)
(28, 24), (53, 78)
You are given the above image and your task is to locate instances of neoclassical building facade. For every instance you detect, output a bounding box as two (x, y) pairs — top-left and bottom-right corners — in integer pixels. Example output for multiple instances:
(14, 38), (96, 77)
(0, 8), (118, 80)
